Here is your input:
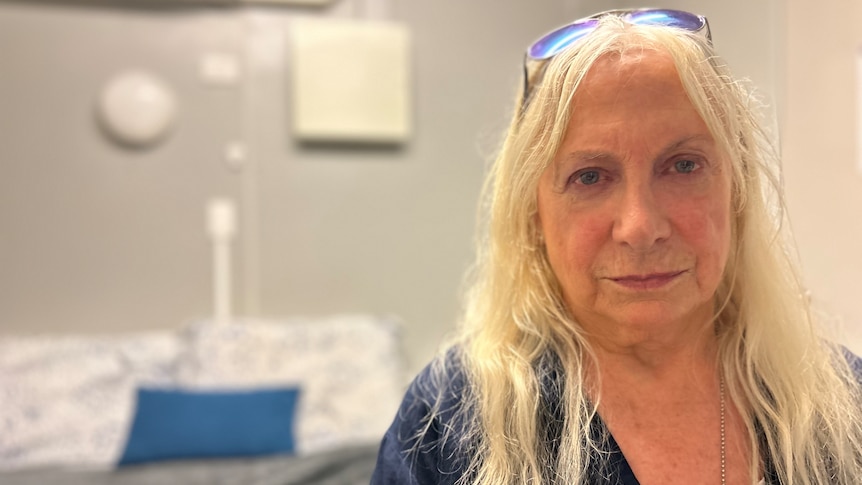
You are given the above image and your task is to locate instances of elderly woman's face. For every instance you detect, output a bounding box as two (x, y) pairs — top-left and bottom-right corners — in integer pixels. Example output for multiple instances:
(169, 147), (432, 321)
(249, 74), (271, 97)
(537, 49), (732, 338)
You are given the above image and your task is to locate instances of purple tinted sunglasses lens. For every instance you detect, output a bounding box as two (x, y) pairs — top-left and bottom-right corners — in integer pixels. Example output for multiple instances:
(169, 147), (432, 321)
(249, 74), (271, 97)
(528, 19), (599, 60)
(528, 10), (706, 61)
(626, 9), (705, 31)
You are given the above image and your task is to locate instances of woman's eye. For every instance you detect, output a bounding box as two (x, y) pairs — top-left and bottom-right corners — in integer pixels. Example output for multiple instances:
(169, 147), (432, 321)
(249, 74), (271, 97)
(575, 170), (601, 185)
(674, 159), (698, 173)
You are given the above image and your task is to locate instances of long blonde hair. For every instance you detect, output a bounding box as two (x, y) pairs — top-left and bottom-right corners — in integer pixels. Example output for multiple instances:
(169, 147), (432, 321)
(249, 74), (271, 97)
(432, 16), (862, 485)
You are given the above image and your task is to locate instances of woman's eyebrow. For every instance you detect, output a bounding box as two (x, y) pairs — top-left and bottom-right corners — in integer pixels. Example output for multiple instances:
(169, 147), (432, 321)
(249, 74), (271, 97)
(660, 134), (714, 153)
(555, 151), (614, 170)
(557, 134), (711, 165)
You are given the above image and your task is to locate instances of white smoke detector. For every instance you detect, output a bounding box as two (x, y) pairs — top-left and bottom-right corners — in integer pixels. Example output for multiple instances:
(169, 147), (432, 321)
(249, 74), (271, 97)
(97, 70), (178, 149)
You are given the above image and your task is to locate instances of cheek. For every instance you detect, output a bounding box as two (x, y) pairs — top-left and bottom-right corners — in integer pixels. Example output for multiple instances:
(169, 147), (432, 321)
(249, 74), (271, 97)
(673, 196), (732, 283)
(544, 210), (611, 283)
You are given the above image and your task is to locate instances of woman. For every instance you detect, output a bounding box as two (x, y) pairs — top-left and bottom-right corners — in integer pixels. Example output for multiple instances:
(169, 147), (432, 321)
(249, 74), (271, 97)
(372, 9), (862, 485)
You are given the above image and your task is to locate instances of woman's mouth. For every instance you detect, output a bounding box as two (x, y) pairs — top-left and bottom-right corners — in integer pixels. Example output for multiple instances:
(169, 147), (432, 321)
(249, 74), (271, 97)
(609, 270), (687, 290)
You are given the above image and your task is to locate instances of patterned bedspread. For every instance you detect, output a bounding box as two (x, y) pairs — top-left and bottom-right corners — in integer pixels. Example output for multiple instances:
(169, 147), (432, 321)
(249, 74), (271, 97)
(0, 315), (403, 477)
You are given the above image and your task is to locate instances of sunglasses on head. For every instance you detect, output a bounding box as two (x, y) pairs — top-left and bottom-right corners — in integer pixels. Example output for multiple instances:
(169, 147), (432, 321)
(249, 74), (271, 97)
(522, 8), (711, 110)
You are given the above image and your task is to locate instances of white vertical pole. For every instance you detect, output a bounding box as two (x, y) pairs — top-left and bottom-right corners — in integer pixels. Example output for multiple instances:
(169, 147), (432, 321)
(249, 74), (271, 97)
(207, 198), (237, 325)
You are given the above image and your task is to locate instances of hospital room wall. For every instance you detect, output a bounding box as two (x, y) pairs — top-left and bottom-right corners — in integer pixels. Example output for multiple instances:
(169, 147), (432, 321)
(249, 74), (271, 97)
(782, 1), (862, 351)
(1, 1), (857, 377)
(0, 5), (246, 337)
(244, 1), (573, 376)
(0, 1), (570, 378)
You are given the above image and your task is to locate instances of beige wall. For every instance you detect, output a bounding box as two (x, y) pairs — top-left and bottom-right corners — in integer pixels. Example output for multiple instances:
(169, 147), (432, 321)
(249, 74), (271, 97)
(784, 2), (862, 350)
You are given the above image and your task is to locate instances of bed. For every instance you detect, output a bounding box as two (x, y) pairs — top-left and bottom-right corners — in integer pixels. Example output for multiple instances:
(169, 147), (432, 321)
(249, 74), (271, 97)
(0, 314), (405, 484)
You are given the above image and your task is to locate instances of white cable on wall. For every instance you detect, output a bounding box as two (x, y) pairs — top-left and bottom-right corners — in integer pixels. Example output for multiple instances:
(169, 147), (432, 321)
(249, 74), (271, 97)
(207, 198), (237, 325)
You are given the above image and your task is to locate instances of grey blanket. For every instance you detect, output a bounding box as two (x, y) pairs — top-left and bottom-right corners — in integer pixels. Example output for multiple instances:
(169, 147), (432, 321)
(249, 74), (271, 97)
(2, 444), (378, 485)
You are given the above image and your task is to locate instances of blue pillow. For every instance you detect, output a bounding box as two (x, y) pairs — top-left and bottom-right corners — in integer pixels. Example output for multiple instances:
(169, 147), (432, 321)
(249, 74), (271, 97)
(118, 387), (300, 466)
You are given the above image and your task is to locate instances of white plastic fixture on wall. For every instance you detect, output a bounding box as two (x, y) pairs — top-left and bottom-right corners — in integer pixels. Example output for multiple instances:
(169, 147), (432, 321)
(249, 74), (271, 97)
(207, 198), (238, 326)
(290, 18), (411, 143)
(97, 70), (178, 149)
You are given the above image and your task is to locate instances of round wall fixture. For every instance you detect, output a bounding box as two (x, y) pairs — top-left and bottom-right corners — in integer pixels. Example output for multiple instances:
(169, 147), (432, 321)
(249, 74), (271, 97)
(97, 70), (178, 149)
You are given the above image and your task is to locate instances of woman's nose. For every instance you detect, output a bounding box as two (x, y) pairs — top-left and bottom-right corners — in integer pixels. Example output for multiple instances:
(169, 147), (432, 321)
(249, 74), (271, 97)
(611, 182), (671, 251)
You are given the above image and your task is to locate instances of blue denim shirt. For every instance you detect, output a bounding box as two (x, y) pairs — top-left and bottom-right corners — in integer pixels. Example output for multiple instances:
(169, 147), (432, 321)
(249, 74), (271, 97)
(371, 348), (862, 485)
(370, 351), (642, 485)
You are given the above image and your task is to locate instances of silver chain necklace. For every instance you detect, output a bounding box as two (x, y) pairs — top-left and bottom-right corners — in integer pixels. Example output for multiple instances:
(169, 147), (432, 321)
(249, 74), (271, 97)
(720, 375), (727, 485)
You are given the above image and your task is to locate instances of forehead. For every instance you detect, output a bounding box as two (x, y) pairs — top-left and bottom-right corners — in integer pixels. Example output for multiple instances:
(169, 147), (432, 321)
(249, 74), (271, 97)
(573, 48), (688, 111)
(562, 48), (711, 151)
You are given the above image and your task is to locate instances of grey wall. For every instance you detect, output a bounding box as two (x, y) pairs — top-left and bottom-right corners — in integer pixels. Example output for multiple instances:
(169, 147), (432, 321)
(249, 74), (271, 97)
(0, 4), (244, 335)
(0, 0), (568, 377)
(5, 1), (854, 377)
(241, 2), (570, 375)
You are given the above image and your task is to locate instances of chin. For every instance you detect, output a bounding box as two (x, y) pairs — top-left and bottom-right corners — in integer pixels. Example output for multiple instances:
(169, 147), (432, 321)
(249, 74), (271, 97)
(628, 299), (715, 327)
(591, 299), (710, 330)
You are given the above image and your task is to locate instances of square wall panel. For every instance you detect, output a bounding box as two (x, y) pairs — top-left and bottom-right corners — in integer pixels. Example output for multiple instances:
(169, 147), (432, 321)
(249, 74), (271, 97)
(290, 18), (411, 144)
